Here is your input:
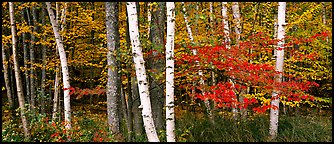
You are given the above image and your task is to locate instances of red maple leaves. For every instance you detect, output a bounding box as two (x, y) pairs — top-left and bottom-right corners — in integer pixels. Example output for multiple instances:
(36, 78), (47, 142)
(175, 30), (329, 113)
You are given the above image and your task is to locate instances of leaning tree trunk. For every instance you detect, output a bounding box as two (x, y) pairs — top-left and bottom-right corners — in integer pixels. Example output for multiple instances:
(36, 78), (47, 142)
(149, 2), (165, 134)
(2, 45), (14, 113)
(269, 2), (286, 140)
(46, 2), (72, 134)
(126, 2), (160, 142)
(9, 2), (30, 140)
(166, 2), (176, 142)
(51, 2), (67, 122)
(105, 2), (121, 134)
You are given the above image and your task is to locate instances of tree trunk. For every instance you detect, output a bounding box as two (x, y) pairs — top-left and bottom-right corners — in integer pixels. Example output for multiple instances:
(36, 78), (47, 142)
(21, 2), (30, 108)
(9, 2), (30, 140)
(126, 71), (133, 141)
(132, 77), (144, 139)
(322, 2), (329, 42)
(221, 2), (231, 48)
(166, 2), (176, 142)
(181, 2), (212, 120)
(46, 2), (72, 133)
(105, 2), (121, 134)
(125, 6), (134, 141)
(232, 2), (242, 45)
(147, 2), (151, 36)
(149, 2), (165, 134)
(126, 2), (159, 142)
(2, 45), (14, 113)
(40, 3), (47, 115)
(51, 2), (67, 122)
(52, 69), (60, 121)
(269, 2), (286, 140)
(29, 6), (37, 114)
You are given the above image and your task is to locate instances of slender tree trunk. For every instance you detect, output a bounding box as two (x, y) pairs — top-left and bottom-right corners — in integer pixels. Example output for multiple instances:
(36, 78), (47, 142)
(105, 2), (121, 134)
(232, 2), (248, 120)
(2, 45), (14, 112)
(221, 2), (231, 48)
(222, 2), (238, 119)
(181, 2), (212, 120)
(147, 2), (151, 36)
(132, 77), (144, 138)
(9, 2), (30, 140)
(52, 2), (67, 122)
(269, 2), (286, 140)
(125, 7), (135, 141)
(149, 2), (165, 134)
(322, 2), (329, 42)
(46, 2), (72, 133)
(29, 6), (37, 114)
(21, 2), (31, 108)
(52, 69), (60, 121)
(232, 2), (242, 45)
(126, 71), (133, 141)
(166, 2), (176, 142)
(40, 3), (47, 115)
(126, 2), (159, 142)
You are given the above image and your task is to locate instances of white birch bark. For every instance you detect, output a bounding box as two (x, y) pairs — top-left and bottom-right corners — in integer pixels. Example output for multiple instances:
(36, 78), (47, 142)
(210, 2), (213, 25)
(166, 2), (176, 142)
(52, 2), (67, 122)
(269, 2), (286, 140)
(126, 2), (159, 142)
(221, 2), (231, 48)
(322, 2), (329, 42)
(46, 2), (71, 131)
(147, 2), (151, 36)
(181, 2), (212, 119)
(9, 2), (30, 139)
(273, 16), (278, 60)
(222, 2), (238, 119)
(232, 2), (242, 45)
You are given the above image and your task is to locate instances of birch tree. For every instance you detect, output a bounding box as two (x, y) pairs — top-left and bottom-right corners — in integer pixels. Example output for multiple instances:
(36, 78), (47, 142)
(181, 2), (212, 120)
(9, 2), (30, 140)
(46, 2), (72, 132)
(232, 2), (248, 119)
(126, 2), (159, 142)
(269, 2), (286, 140)
(222, 2), (239, 119)
(166, 2), (176, 142)
(52, 2), (67, 122)
(221, 2), (231, 48)
(105, 2), (120, 134)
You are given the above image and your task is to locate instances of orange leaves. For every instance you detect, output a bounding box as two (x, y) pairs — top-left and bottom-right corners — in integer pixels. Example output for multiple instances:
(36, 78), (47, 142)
(70, 86), (106, 100)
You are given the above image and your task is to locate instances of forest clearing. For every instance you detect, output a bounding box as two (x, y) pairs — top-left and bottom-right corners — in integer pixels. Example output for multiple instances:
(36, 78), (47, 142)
(1, 2), (332, 142)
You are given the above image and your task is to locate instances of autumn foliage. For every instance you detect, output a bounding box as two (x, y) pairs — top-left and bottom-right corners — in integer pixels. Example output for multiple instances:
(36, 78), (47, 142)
(175, 31), (331, 113)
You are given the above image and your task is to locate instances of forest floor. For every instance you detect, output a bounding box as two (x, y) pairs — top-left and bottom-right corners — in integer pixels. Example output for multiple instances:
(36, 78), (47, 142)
(2, 100), (332, 142)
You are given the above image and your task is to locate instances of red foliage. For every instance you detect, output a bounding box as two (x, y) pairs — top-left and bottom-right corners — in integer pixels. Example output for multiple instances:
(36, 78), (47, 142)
(175, 31), (329, 113)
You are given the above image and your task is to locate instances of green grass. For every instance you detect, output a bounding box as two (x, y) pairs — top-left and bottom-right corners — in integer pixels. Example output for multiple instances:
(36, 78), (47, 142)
(175, 111), (332, 142)
(2, 103), (332, 142)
